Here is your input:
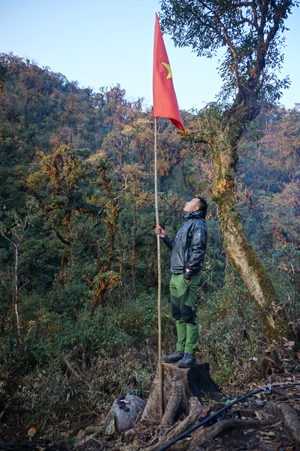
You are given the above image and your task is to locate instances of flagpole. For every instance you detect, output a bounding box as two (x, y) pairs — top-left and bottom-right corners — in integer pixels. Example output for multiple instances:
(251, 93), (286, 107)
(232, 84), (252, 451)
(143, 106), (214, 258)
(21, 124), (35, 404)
(154, 117), (163, 421)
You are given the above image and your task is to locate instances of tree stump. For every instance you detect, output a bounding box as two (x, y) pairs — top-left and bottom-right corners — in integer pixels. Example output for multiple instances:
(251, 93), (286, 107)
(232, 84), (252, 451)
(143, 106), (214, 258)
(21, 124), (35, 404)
(142, 362), (220, 426)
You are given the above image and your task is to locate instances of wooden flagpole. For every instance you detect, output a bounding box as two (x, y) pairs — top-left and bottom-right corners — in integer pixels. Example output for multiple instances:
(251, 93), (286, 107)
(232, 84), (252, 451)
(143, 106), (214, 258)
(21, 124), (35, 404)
(154, 117), (163, 421)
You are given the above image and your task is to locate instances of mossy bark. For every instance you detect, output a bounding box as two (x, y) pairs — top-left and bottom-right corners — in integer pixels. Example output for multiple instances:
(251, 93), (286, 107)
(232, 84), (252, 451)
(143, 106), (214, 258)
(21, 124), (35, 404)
(211, 131), (292, 341)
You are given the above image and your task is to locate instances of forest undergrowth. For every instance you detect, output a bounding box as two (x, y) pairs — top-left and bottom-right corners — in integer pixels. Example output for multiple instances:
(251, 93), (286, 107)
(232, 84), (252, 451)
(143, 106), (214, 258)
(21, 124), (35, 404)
(1, 267), (300, 445)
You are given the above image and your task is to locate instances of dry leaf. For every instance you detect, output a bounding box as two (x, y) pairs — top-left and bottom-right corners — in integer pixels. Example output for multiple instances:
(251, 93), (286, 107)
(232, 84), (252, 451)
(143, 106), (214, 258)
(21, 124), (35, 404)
(283, 341), (295, 347)
(255, 411), (263, 420)
(271, 420), (282, 427)
(28, 427), (36, 437)
(275, 443), (284, 451)
(199, 406), (210, 418)
(76, 429), (85, 439)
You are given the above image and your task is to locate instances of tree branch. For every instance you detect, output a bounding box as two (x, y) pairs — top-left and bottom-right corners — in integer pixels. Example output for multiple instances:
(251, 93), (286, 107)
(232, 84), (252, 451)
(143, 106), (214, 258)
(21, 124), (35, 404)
(0, 228), (16, 248)
(212, 9), (240, 86)
(0, 277), (8, 290)
(52, 223), (71, 245)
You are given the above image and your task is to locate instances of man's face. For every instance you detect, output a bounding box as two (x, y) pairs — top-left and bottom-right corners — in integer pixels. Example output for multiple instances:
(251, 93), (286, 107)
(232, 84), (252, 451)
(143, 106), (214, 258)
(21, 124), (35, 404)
(183, 198), (200, 213)
(130, 382), (136, 388)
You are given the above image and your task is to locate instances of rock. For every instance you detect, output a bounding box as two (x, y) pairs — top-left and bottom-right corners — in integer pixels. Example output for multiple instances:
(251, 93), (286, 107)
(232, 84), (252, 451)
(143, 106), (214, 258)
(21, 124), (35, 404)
(102, 395), (146, 435)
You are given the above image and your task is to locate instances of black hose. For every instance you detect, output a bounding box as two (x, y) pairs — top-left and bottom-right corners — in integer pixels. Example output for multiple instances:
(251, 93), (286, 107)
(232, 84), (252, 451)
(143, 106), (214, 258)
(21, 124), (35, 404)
(156, 382), (300, 451)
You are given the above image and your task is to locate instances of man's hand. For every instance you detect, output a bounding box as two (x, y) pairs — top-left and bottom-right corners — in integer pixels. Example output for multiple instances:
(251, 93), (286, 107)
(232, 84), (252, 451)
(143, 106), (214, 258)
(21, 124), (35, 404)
(155, 225), (166, 239)
(184, 268), (190, 284)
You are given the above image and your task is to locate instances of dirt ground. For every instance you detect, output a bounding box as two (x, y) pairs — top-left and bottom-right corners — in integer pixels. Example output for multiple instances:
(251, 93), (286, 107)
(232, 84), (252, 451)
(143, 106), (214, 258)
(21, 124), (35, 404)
(1, 344), (300, 451)
(1, 372), (299, 451)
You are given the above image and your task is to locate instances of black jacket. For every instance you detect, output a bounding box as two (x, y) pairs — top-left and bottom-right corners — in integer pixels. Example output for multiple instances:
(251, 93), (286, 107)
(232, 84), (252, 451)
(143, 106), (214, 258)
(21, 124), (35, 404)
(162, 210), (207, 280)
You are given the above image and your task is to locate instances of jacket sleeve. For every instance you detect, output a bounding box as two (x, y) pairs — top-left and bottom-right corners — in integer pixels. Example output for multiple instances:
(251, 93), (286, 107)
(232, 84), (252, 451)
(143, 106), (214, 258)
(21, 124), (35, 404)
(162, 234), (174, 250)
(184, 224), (207, 280)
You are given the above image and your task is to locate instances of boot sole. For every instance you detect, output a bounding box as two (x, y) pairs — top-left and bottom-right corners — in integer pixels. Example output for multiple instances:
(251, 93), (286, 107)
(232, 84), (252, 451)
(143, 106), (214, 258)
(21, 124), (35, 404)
(178, 361), (196, 368)
(162, 358), (183, 363)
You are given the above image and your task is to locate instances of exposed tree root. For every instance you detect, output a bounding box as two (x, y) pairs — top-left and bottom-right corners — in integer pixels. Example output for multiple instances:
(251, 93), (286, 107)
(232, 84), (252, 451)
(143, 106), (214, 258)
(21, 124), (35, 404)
(189, 419), (273, 450)
(148, 405), (205, 451)
(164, 439), (191, 451)
(265, 401), (300, 450)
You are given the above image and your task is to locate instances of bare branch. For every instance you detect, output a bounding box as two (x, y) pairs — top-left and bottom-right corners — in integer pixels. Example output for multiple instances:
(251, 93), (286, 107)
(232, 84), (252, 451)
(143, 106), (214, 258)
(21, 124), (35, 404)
(0, 277), (8, 290)
(237, 16), (256, 28)
(94, 174), (129, 228)
(52, 223), (71, 245)
(187, 3), (226, 44)
(212, 9), (240, 85)
(0, 227), (16, 248)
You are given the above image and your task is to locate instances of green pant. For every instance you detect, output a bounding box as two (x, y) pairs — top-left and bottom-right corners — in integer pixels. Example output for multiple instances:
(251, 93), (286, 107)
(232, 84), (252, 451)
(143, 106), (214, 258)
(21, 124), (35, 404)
(170, 274), (201, 355)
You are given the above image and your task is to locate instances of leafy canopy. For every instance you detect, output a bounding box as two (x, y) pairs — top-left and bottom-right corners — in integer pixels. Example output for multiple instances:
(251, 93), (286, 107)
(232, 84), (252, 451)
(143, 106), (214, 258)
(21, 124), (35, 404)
(160, 0), (297, 104)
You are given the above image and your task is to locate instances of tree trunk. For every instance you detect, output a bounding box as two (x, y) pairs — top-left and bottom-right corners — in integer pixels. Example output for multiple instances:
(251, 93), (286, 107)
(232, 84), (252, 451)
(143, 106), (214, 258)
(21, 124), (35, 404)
(14, 245), (22, 345)
(141, 362), (220, 426)
(212, 133), (293, 341)
(132, 207), (137, 299)
(118, 258), (123, 303)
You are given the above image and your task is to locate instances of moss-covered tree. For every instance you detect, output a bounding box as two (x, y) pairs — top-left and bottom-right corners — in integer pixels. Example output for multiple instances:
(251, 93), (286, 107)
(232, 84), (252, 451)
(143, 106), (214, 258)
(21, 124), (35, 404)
(160, 0), (297, 340)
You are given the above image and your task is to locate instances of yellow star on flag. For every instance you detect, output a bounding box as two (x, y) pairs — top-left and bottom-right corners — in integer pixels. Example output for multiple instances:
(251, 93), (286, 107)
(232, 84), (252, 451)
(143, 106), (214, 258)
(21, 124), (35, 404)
(161, 62), (172, 79)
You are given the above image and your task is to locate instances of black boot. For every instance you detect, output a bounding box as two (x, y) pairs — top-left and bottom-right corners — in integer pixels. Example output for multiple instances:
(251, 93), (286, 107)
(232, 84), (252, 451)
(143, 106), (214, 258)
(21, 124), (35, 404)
(162, 350), (184, 363)
(178, 353), (196, 368)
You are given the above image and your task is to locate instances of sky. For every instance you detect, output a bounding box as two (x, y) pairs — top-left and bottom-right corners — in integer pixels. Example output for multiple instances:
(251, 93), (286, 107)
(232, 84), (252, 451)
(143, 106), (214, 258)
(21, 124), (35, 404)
(0, 0), (299, 112)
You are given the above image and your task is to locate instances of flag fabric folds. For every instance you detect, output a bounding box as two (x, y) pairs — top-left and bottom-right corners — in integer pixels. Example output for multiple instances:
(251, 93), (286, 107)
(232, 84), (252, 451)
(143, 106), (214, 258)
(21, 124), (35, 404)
(153, 13), (185, 132)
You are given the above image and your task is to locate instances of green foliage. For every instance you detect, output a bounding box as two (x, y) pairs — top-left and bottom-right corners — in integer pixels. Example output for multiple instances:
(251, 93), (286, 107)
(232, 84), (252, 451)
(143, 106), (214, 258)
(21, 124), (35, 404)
(198, 265), (262, 387)
(0, 60), (7, 94)
(0, 292), (174, 371)
(0, 54), (192, 344)
(1, 55), (299, 361)
(1, 54), (300, 440)
(264, 244), (300, 326)
(160, 0), (296, 105)
(115, 293), (173, 339)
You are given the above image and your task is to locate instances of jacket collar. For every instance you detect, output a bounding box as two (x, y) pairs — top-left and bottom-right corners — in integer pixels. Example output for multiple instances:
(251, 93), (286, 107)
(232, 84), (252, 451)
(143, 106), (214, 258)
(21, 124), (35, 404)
(183, 210), (206, 221)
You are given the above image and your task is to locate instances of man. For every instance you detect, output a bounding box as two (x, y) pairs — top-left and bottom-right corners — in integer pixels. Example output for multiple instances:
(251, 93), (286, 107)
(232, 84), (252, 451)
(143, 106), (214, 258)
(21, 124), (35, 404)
(155, 197), (207, 368)
(123, 377), (143, 399)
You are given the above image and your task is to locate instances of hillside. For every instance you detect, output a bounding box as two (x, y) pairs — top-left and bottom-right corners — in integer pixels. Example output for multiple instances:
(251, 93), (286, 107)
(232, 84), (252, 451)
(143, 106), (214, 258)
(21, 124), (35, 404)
(0, 54), (299, 448)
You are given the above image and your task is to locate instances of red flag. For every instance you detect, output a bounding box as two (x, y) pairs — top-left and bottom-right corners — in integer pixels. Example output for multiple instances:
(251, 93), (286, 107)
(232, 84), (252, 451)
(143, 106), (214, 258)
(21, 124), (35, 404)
(153, 13), (185, 132)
